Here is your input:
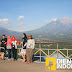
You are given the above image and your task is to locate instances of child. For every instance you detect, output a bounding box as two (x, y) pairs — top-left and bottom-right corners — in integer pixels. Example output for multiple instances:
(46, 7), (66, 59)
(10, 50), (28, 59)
(24, 34), (35, 64)
(11, 36), (20, 61)
(20, 33), (27, 63)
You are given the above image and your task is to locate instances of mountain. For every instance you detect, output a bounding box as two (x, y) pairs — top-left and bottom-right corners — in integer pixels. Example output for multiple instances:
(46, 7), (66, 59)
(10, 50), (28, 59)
(0, 27), (22, 39)
(25, 17), (72, 42)
(0, 17), (72, 42)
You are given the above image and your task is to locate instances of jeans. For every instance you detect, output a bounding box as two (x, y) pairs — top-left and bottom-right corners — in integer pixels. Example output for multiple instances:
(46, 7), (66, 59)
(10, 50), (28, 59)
(12, 48), (17, 59)
(8, 49), (11, 59)
(4, 46), (7, 57)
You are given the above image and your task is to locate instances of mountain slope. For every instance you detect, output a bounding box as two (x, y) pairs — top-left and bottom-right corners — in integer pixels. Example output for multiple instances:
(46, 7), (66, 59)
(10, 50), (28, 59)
(0, 27), (21, 39)
(25, 17), (72, 41)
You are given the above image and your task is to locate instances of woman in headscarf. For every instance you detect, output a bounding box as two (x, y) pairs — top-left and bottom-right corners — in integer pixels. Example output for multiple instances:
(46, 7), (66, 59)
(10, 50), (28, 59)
(11, 36), (20, 61)
(20, 33), (27, 63)
(7, 36), (12, 60)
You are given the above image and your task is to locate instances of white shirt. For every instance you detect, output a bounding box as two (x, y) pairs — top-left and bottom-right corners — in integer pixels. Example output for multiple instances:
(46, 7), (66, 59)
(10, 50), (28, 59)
(12, 41), (17, 49)
(7, 43), (11, 49)
(24, 39), (35, 49)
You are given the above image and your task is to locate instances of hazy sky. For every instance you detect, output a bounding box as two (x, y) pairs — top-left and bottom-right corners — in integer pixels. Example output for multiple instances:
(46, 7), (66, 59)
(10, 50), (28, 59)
(0, 0), (72, 32)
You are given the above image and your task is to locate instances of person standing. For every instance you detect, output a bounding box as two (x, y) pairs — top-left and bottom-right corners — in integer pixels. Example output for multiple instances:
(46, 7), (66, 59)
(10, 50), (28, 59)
(11, 36), (20, 61)
(0, 35), (7, 60)
(24, 34), (35, 64)
(7, 36), (12, 60)
(20, 33), (27, 63)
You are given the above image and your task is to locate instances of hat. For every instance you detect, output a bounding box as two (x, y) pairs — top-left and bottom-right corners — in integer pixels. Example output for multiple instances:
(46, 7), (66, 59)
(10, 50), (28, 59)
(28, 34), (32, 37)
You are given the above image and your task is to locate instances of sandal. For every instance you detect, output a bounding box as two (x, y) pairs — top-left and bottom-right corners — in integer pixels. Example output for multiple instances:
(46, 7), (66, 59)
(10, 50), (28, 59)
(27, 62), (30, 64)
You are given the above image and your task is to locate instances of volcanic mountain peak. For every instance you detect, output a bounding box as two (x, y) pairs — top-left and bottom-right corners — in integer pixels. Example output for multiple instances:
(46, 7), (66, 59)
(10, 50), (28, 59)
(57, 17), (72, 24)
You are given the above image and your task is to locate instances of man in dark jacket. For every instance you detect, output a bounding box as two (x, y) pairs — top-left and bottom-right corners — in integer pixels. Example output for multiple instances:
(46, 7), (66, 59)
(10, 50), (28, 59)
(0, 35), (7, 60)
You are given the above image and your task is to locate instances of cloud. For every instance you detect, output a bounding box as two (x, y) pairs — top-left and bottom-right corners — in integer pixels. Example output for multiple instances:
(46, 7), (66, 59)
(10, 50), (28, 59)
(18, 16), (24, 20)
(44, 18), (57, 24)
(0, 18), (9, 22)
(7, 24), (11, 27)
(52, 18), (57, 21)
(16, 22), (24, 26)
(0, 18), (11, 28)
(0, 18), (9, 25)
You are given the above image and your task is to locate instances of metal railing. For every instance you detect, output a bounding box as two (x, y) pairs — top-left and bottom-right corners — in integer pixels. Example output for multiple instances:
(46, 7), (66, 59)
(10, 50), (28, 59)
(33, 42), (72, 63)
(0, 42), (72, 63)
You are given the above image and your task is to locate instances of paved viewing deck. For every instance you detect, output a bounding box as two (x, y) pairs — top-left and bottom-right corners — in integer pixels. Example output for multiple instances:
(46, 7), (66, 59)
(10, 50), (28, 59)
(0, 42), (72, 72)
(0, 59), (71, 72)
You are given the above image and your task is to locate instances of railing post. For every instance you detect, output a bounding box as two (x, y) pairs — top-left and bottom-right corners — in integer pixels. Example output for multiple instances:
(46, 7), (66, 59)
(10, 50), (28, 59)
(19, 49), (20, 55)
(39, 43), (41, 63)
(48, 49), (49, 56)
(57, 43), (59, 59)
(67, 48), (68, 57)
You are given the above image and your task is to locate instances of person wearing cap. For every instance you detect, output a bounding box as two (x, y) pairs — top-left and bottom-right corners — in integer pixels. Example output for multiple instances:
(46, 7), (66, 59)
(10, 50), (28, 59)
(24, 34), (35, 64)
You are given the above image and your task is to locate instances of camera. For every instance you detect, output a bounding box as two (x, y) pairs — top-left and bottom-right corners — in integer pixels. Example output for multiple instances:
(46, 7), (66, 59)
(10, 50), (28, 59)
(12, 44), (15, 48)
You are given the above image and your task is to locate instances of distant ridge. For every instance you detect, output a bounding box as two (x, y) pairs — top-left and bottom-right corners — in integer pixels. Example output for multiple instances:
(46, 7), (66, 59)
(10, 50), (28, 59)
(0, 27), (21, 38)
